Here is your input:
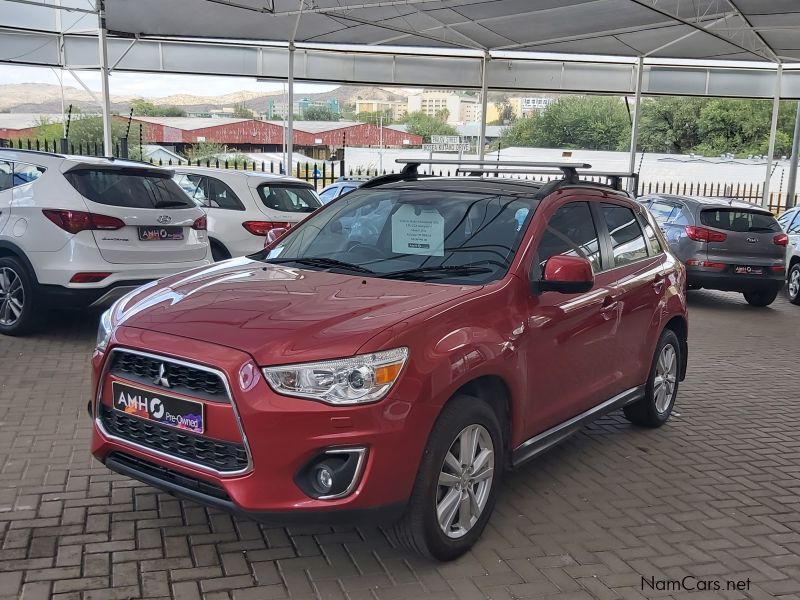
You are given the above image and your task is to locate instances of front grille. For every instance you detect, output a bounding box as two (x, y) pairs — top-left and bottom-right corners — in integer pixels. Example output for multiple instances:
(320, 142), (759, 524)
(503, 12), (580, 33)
(99, 404), (249, 472)
(110, 351), (228, 402)
(107, 452), (231, 501)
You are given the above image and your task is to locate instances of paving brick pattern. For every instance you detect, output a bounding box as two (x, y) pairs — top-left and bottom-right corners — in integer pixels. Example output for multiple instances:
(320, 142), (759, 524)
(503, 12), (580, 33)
(2, 290), (800, 599)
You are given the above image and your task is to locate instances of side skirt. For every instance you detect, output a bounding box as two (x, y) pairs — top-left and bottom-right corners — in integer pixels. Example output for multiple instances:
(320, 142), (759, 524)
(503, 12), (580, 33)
(511, 385), (644, 468)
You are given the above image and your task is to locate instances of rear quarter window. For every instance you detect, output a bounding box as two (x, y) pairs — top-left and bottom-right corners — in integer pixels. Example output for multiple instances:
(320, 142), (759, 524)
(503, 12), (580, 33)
(700, 208), (779, 233)
(257, 184), (321, 213)
(65, 168), (195, 209)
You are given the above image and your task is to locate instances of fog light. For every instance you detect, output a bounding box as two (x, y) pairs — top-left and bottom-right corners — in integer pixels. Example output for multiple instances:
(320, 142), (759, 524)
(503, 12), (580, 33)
(312, 464), (334, 495)
(296, 448), (367, 500)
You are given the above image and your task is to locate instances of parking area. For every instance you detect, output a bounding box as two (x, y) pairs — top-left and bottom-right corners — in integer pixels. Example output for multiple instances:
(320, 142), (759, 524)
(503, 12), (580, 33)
(0, 290), (798, 600)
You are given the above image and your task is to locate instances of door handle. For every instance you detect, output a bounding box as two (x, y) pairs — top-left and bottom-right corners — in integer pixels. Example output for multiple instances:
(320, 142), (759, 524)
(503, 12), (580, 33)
(600, 295), (619, 319)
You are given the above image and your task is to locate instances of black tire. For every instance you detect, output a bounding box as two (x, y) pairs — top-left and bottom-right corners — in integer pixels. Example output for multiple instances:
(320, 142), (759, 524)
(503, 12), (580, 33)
(389, 394), (503, 561)
(210, 240), (231, 262)
(743, 288), (778, 307)
(0, 256), (40, 336)
(788, 263), (800, 306)
(623, 329), (680, 428)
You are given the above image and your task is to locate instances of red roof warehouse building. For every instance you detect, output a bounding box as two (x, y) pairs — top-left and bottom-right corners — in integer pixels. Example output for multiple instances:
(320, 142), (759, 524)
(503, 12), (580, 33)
(122, 116), (422, 157)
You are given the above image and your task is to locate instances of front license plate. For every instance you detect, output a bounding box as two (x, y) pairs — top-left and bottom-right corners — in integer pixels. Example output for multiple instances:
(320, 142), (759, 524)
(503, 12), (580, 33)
(111, 382), (204, 434)
(138, 226), (184, 241)
(735, 266), (763, 275)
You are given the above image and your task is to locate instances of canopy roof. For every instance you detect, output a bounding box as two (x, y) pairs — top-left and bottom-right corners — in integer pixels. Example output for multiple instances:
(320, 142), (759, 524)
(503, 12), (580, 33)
(104, 0), (799, 63)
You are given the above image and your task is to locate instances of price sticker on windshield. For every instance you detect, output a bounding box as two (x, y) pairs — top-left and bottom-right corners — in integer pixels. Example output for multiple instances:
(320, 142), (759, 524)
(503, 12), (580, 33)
(391, 205), (445, 256)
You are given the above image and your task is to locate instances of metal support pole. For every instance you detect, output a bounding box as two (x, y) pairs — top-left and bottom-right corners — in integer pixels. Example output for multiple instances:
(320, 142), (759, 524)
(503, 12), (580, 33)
(287, 42), (295, 173)
(763, 64), (783, 208)
(786, 100), (800, 210)
(478, 52), (489, 160)
(97, 0), (113, 157)
(628, 56), (644, 193)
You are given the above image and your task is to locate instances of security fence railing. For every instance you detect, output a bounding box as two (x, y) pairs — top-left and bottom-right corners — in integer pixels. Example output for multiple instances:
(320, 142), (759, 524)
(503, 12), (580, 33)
(1, 137), (790, 214)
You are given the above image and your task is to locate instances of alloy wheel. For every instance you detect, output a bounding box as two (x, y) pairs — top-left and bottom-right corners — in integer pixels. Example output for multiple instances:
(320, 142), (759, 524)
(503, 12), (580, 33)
(790, 269), (800, 300)
(654, 343), (677, 414)
(436, 424), (494, 539)
(0, 267), (24, 326)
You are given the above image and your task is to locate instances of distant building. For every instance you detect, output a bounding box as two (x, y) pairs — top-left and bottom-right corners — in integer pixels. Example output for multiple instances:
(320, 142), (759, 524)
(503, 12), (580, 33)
(265, 98), (341, 119)
(406, 92), (480, 124)
(354, 100), (407, 121)
(122, 116), (422, 158)
(0, 113), (64, 142)
(519, 97), (555, 116)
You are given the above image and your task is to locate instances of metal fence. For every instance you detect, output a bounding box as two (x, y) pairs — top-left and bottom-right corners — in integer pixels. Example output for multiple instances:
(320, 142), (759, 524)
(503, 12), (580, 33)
(1, 137), (790, 213)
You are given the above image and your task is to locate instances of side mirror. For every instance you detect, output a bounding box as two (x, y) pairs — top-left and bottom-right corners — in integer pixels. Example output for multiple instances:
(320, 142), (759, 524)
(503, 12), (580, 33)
(535, 255), (594, 294)
(263, 227), (289, 250)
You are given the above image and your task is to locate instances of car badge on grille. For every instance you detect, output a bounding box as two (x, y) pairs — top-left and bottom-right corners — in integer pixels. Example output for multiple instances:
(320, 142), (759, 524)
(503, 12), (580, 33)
(156, 215), (172, 225)
(154, 363), (170, 388)
(746, 237), (758, 243)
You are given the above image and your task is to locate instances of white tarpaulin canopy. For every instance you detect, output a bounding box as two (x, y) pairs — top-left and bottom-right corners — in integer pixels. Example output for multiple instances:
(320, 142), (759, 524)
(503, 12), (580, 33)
(103, 0), (798, 63)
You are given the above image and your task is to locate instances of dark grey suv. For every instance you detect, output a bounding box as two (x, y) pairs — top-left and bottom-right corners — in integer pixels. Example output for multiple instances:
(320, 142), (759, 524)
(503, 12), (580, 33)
(639, 195), (788, 307)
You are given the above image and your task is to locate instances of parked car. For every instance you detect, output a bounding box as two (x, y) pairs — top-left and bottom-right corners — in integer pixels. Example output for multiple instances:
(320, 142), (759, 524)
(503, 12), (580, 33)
(172, 167), (321, 260)
(318, 177), (366, 204)
(91, 162), (687, 561)
(0, 149), (211, 336)
(778, 206), (800, 304)
(639, 194), (787, 307)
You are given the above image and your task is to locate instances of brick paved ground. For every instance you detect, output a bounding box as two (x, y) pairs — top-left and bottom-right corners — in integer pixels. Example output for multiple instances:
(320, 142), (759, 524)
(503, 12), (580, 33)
(2, 290), (800, 600)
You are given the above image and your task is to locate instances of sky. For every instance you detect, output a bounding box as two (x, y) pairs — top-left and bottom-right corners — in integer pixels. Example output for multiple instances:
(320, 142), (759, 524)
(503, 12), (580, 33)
(0, 64), (338, 97)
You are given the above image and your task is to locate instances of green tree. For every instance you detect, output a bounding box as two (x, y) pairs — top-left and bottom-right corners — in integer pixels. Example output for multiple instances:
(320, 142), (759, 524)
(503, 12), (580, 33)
(302, 106), (338, 121)
(496, 96), (630, 151)
(489, 95), (516, 126)
(232, 102), (255, 118)
(130, 99), (186, 117)
(32, 114), (141, 158)
(638, 97), (704, 154)
(400, 111), (458, 143)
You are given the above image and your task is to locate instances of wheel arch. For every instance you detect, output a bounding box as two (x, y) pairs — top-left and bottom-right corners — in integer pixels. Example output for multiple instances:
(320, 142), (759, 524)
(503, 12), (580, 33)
(209, 237), (231, 260)
(450, 375), (513, 467)
(789, 254), (800, 270)
(0, 241), (38, 283)
(663, 315), (688, 381)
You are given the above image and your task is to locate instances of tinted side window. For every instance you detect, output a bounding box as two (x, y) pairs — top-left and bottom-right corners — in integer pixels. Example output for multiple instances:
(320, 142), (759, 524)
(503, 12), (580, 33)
(0, 161), (12, 192)
(648, 201), (676, 224)
(777, 210), (795, 230)
(787, 214), (800, 235)
(319, 187), (338, 203)
(257, 184), (321, 213)
(641, 220), (663, 255)
(206, 177), (244, 210)
(601, 204), (649, 268)
(13, 163), (44, 186)
(535, 202), (602, 275)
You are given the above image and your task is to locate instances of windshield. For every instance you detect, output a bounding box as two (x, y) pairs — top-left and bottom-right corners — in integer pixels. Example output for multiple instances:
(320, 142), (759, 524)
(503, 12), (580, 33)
(257, 183), (321, 213)
(65, 168), (195, 209)
(254, 187), (538, 284)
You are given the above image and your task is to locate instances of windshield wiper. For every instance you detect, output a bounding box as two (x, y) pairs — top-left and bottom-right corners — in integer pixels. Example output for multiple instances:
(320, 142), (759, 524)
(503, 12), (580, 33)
(380, 264), (494, 280)
(266, 257), (375, 274)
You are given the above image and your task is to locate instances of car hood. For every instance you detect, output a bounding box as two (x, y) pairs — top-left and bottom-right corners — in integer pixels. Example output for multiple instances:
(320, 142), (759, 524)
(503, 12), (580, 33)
(114, 257), (480, 365)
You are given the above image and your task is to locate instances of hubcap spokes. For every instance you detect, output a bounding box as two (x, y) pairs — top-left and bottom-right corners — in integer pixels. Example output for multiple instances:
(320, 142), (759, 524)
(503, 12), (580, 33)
(436, 424), (494, 539)
(0, 267), (24, 326)
(654, 344), (677, 413)
(790, 270), (800, 298)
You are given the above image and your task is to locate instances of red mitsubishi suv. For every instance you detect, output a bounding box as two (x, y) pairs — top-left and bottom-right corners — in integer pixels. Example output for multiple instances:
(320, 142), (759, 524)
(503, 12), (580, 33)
(90, 160), (688, 561)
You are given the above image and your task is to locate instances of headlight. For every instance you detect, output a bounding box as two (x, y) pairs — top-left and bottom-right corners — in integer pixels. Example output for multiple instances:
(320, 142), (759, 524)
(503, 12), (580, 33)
(96, 307), (114, 352)
(263, 347), (408, 405)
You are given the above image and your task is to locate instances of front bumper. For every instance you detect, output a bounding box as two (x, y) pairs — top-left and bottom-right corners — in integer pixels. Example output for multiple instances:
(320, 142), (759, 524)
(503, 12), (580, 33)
(687, 266), (785, 293)
(90, 326), (436, 521)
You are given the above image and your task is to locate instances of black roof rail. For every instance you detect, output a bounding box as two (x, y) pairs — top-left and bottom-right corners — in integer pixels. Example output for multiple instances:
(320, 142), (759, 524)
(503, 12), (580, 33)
(395, 159), (592, 184)
(456, 167), (638, 192)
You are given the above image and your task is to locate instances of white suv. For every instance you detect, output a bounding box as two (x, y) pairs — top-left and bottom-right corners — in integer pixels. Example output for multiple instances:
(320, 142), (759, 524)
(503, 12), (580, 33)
(0, 149), (211, 336)
(778, 206), (800, 304)
(172, 167), (321, 260)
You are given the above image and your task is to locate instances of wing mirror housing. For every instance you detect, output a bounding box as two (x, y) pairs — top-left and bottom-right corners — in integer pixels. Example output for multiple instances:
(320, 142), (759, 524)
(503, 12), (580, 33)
(534, 255), (594, 294)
